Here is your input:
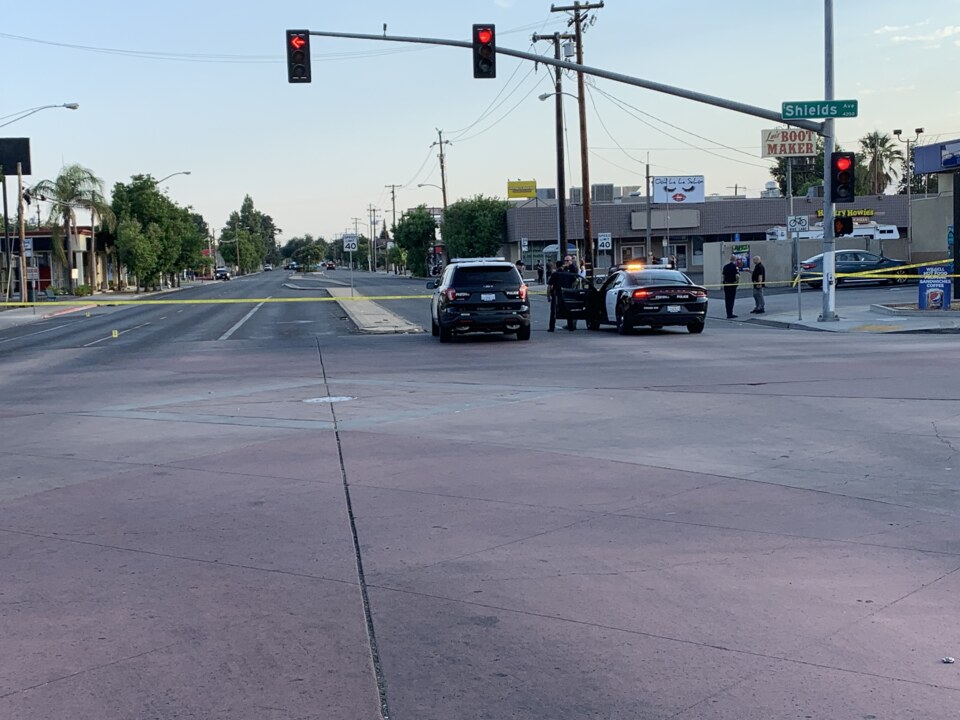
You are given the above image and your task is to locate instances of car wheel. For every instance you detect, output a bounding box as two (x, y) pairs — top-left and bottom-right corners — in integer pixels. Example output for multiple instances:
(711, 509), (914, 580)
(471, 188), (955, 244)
(439, 323), (452, 343)
(431, 315), (440, 337)
(516, 325), (531, 341)
(687, 319), (705, 334)
(809, 281), (822, 290)
(616, 309), (631, 335)
(893, 269), (908, 285)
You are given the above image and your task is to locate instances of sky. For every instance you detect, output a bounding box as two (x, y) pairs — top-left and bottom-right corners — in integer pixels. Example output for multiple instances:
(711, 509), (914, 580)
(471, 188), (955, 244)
(2, 1), (959, 244)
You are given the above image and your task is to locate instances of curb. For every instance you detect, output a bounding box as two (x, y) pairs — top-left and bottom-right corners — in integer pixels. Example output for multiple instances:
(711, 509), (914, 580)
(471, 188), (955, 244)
(870, 303), (960, 317)
(42, 304), (98, 319)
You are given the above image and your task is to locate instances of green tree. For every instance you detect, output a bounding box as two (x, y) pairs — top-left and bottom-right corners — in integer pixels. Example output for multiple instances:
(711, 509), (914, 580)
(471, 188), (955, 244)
(114, 217), (161, 291)
(393, 206), (436, 277)
(32, 163), (115, 292)
(769, 138), (826, 196)
(859, 131), (904, 195)
(441, 195), (509, 260)
(896, 150), (939, 194)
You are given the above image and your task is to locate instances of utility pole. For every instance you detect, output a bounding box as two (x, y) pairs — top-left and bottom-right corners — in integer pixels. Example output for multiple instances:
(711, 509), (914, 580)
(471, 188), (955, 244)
(645, 155), (652, 253)
(431, 129), (451, 210)
(552, 1), (604, 282)
(384, 184), (400, 231)
(367, 204), (380, 272)
(532, 31), (575, 265)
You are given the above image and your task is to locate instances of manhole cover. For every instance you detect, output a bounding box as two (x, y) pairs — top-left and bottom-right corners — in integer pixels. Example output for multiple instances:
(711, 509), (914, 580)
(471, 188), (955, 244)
(303, 396), (355, 404)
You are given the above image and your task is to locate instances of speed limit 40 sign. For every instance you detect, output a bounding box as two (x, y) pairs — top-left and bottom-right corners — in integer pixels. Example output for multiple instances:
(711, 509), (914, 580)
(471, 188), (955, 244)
(342, 234), (359, 252)
(787, 215), (809, 233)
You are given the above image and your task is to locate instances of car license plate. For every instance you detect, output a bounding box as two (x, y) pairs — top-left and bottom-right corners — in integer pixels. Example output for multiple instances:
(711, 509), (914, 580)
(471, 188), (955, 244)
(481, 293), (495, 301)
(667, 305), (681, 312)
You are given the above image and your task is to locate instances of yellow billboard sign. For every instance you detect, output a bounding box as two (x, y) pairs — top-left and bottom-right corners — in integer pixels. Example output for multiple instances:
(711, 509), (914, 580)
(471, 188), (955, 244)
(507, 180), (537, 199)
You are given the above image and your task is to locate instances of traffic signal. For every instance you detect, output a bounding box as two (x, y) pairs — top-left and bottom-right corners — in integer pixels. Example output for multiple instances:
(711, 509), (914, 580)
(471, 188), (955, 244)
(286, 30), (311, 83)
(472, 24), (496, 79)
(833, 216), (853, 236)
(830, 151), (855, 203)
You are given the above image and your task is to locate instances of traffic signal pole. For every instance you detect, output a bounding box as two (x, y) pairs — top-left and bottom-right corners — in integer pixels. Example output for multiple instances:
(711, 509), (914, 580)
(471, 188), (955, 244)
(820, 0), (838, 322)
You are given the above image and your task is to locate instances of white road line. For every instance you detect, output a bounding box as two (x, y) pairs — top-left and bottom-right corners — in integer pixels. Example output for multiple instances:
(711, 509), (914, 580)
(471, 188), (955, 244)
(83, 322), (151, 347)
(0, 323), (71, 344)
(218, 298), (268, 341)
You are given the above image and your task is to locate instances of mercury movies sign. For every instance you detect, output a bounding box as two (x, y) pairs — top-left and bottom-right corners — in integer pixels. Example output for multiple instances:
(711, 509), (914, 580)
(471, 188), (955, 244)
(761, 128), (817, 158)
(652, 175), (704, 204)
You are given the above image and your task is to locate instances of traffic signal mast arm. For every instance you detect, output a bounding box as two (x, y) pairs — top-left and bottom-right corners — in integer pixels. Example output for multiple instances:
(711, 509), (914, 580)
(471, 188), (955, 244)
(303, 28), (824, 133)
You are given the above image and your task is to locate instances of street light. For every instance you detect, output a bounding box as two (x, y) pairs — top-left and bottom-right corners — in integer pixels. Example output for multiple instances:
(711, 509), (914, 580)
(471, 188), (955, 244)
(0, 103), (79, 129)
(893, 127), (923, 261)
(1, 102), (79, 301)
(154, 171), (191, 185)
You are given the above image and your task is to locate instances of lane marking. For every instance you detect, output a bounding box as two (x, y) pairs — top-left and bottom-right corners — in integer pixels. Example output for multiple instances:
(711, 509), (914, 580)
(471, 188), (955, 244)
(0, 323), (71, 345)
(84, 322), (151, 347)
(219, 298), (268, 340)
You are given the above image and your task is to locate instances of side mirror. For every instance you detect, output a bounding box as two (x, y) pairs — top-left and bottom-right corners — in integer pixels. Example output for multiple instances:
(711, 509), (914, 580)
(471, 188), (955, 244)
(426, 280), (438, 289)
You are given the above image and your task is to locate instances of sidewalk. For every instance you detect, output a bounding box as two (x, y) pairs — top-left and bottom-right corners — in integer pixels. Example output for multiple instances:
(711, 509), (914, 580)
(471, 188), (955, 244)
(742, 303), (960, 333)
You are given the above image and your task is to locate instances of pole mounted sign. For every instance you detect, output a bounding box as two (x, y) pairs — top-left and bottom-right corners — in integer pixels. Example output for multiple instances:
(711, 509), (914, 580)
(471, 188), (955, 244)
(761, 128), (817, 158)
(781, 100), (858, 119)
(597, 232), (612, 250)
(786, 215), (809, 233)
(342, 234), (359, 252)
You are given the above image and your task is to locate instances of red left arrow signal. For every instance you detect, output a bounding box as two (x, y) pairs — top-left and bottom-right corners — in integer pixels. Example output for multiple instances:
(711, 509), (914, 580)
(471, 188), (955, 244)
(290, 35), (306, 49)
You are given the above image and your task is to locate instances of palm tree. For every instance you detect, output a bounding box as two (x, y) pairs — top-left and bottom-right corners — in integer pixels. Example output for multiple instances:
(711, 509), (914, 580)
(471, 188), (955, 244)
(32, 164), (115, 292)
(858, 132), (904, 195)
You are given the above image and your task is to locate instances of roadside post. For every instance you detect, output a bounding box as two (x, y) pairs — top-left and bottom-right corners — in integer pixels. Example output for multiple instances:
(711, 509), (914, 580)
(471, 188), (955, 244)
(343, 233), (359, 297)
(787, 215), (809, 320)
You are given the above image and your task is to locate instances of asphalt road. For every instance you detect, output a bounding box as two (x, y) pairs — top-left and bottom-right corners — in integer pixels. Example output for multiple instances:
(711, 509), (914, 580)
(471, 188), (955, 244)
(2, 270), (958, 719)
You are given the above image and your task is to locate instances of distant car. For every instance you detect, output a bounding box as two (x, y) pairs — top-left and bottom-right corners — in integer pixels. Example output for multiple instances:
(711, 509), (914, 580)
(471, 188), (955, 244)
(427, 257), (531, 342)
(587, 268), (707, 334)
(799, 251), (909, 288)
(326, 261), (336, 270)
(263, 264), (273, 271)
(289, 261), (298, 271)
(215, 266), (231, 281)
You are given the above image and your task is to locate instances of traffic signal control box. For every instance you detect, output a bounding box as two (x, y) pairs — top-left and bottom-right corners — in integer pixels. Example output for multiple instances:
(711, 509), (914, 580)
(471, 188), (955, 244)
(830, 152), (855, 203)
(472, 25), (496, 79)
(286, 30), (311, 83)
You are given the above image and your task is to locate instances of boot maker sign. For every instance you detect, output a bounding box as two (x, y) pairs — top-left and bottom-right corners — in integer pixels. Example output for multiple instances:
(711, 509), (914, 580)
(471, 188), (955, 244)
(652, 176), (704, 203)
(761, 128), (817, 158)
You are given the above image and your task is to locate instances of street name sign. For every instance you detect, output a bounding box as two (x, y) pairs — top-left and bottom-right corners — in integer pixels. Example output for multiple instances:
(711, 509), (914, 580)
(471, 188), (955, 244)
(782, 100), (858, 119)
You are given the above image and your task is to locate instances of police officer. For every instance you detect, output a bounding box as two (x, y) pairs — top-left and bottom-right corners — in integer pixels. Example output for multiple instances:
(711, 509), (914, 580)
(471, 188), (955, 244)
(548, 255), (580, 332)
(721, 254), (741, 319)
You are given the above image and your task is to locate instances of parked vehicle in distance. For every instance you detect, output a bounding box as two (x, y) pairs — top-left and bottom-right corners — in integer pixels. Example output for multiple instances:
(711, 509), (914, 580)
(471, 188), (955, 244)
(263, 263), (273, 271)
(289, 261), (298, 271)
(215, 266), (231, 280)
(326, 261), (336, 270)
(427, 257), (531, 342)
(587, 267), (707, 334)
(798, 251), (910, 288)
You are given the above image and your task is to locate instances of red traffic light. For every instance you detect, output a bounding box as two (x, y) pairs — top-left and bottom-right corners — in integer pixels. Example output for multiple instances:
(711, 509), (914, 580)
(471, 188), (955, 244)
(476, 27), (493, 44)
(290, 35), (306, 50)
(834, 155), (852, 171)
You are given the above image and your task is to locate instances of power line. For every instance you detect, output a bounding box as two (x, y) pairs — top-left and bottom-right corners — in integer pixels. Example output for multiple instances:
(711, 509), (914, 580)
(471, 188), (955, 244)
(591, 85), (771, 169)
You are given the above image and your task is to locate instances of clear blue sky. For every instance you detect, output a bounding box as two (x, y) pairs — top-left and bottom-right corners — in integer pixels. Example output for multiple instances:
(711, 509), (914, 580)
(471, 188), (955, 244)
(2, 1), (958, 243)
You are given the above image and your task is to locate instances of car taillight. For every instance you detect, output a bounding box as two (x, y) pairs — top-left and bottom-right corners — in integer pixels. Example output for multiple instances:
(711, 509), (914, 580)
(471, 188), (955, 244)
(445, 288), (458, 301)
(632, 289), (652, 300)
(519, 284), (528, 301)
(801, 263), (816, 270)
